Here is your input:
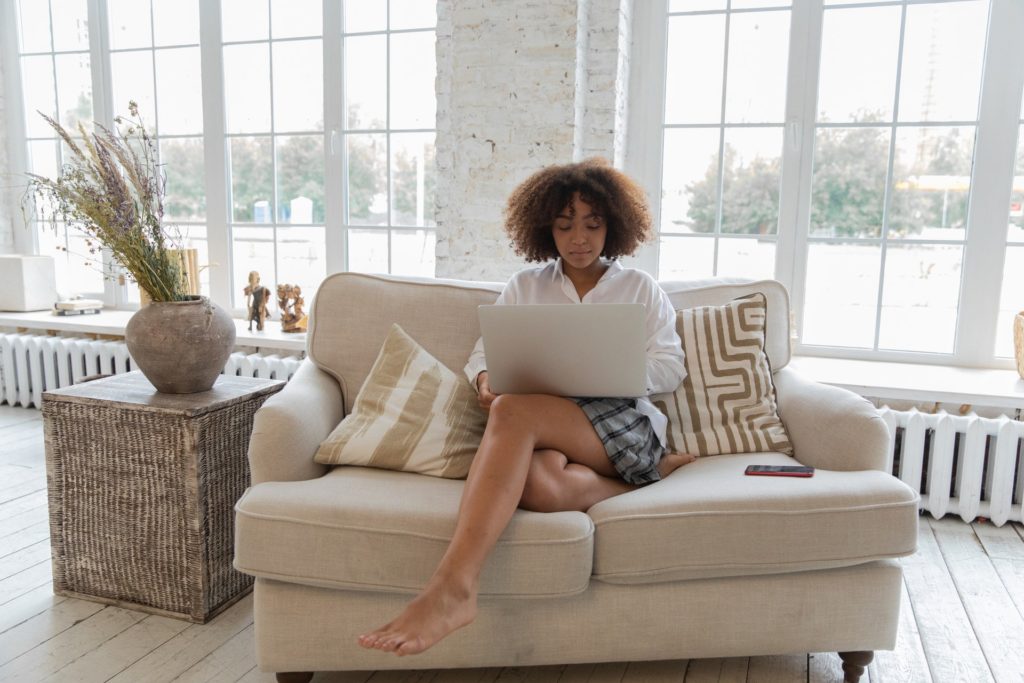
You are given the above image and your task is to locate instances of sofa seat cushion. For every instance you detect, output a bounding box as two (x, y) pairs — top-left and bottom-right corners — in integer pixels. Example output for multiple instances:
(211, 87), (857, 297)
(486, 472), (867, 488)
(588, 453), (919, 584)
(234, 467), (594, 598)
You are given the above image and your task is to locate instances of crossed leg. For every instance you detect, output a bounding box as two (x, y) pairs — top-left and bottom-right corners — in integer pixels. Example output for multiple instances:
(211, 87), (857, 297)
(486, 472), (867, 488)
(356, 394), (694, 656)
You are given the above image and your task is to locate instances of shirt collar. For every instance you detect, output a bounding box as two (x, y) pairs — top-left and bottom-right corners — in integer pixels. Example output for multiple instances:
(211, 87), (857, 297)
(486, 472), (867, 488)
(552, 258), (624, 298)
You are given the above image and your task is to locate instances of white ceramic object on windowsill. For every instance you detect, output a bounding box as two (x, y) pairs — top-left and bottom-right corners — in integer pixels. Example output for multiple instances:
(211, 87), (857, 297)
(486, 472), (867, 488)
(0, 255), (58, 312)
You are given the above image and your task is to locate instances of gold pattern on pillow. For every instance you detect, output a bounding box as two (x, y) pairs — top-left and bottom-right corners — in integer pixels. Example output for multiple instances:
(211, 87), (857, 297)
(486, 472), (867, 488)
(314, 324), (486, 478)
(652, 293), (793, 457)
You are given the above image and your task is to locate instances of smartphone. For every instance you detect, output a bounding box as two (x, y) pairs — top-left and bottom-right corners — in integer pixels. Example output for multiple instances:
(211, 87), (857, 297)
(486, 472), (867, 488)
(744, 465), (815, 477)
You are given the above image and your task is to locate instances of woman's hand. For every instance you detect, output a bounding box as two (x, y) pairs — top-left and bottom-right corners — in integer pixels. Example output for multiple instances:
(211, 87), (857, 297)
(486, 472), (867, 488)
(476, 371), (499, 410)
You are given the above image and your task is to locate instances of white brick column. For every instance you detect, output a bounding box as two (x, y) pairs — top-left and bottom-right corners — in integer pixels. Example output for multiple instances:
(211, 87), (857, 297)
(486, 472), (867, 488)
(434, 0), (633, 281)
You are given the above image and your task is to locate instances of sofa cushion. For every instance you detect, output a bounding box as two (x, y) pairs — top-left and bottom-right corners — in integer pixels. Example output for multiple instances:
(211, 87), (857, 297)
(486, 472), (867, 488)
(234, 467), (594, 597)
(588, 452), (918, 584)
(652, 293), (792, 457)
(314, 324), (486, 478)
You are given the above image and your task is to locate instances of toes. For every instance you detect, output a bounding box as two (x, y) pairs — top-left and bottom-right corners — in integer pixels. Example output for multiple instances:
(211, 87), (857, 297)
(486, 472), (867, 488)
(397, 637), (425, 656)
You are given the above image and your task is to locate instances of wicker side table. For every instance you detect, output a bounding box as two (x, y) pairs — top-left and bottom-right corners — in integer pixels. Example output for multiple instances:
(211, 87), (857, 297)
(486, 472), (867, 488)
(42, 371), (284, 623)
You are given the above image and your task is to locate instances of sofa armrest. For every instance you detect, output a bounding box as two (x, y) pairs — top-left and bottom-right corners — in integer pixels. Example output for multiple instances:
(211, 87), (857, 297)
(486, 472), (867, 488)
(247, 358), (344, 485)
(773, 366), (890, 472)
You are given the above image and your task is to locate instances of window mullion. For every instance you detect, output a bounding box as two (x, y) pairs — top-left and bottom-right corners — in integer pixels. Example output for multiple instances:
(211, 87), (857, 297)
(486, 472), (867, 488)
(778, 0), (822, 349)
(88, 0), (119, 305)
(198, 0), (231, 310)
(323, 0), (345, 275)
(622, 0), (668, 277)
(1, 0), (34, 254)
(955, 0), (1024, 367)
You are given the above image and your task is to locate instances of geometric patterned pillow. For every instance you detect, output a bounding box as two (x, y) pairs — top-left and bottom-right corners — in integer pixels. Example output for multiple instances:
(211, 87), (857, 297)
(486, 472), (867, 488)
(651, 293), (793, 457)
(314, 323), (487, 478)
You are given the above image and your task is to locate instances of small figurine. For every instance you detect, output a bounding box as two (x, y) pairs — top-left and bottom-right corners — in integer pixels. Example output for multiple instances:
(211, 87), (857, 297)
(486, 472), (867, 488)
(277, 283), (308, 333)
(244, 271), (270, 331)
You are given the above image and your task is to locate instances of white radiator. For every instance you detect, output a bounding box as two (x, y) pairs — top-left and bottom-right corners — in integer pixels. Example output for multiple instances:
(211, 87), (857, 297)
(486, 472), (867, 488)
(880, 406), (1024, 526)
(0, 333), (302, 409)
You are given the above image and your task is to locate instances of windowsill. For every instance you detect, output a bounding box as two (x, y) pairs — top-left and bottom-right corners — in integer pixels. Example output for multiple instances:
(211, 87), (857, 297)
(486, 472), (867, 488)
(0, 308), (306, 353)
(789, 355), (1024, 410)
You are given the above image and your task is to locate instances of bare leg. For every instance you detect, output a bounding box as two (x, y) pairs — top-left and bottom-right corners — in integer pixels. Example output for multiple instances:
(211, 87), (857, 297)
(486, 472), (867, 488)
(357, 394), (612, 656)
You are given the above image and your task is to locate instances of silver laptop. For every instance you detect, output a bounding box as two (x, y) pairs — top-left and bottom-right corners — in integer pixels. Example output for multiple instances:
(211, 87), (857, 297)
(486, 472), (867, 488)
(478, 303), (647, 398)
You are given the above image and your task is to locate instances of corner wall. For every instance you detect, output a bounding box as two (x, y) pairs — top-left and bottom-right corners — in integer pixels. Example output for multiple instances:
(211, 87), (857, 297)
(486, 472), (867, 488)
(434, 0), (633, 282)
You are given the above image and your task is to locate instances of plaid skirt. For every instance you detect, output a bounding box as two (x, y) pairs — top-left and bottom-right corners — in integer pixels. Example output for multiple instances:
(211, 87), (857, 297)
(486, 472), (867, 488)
(572, 397), (665, 486)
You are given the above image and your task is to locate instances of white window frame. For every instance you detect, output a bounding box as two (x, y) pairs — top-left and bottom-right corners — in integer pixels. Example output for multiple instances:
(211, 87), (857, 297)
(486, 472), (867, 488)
(627, 0), (1024, 370)
(1, 0), (437, 316)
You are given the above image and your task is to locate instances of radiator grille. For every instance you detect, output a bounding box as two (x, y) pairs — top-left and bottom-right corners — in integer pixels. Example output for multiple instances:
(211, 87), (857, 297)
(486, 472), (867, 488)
(880, 406), (1024, 526)
(1, 333), (301, 409)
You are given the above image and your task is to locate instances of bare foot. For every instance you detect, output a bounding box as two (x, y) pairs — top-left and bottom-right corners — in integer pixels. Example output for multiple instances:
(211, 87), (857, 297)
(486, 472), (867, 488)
(657, 451), (697, 479)
(357, 578), (478, 656)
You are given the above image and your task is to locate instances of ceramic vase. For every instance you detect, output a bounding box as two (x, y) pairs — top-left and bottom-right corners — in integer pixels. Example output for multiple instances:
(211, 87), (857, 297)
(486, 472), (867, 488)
(1015, 312), (1024, 380)
(125, 296), (236, 393)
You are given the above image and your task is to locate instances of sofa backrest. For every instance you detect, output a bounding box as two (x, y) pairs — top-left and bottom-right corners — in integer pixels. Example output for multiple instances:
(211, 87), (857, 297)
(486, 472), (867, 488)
(307, 272), (790, 406)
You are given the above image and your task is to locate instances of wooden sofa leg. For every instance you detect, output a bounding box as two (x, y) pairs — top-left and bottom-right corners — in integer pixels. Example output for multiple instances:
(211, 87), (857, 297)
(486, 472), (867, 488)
(838, 651), (874, 682)
(275, 673), (313, 683)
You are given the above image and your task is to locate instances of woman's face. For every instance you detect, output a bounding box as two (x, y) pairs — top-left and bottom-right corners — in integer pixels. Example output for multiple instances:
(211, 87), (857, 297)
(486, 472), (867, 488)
(551, 193), (607, 273)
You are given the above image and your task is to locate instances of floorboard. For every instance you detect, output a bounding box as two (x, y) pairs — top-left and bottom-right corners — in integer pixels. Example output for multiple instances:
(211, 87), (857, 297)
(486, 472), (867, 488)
(2, 405), (1023, 682)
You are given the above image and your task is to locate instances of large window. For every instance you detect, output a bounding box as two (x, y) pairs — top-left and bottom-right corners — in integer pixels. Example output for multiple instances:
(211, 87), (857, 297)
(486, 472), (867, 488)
(631, 0), (1024, 369)
(4, 0), (437, 314)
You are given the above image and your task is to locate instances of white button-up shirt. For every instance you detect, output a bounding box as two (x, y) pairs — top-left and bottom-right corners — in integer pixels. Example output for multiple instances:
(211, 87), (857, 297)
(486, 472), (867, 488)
(464, 259), (686, 448)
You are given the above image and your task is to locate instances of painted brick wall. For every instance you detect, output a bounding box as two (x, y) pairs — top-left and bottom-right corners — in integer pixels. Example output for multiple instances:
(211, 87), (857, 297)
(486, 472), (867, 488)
(0, 53), (14, 254)
(434, 0), (632, 282)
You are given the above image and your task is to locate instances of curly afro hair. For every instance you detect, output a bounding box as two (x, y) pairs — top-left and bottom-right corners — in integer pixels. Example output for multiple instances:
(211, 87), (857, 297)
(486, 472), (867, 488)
(503, 158), (653, 263)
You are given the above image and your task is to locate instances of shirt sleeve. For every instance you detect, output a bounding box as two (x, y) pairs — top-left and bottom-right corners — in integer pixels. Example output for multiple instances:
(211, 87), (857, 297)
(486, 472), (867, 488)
(644, 279), (686, 395)
(464, 278), (517, 389)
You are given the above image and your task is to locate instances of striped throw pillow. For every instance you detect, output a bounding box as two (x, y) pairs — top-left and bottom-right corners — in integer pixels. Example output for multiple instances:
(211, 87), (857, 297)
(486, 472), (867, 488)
(651, 293), (793, 457)
(314, 324), (486, 478)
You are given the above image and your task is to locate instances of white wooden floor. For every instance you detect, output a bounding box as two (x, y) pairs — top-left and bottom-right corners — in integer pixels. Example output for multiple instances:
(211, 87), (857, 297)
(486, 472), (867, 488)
(2, 405), (1023, 683)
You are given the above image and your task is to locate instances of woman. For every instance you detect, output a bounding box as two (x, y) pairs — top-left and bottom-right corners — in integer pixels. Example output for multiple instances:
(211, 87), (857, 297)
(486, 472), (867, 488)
(358, 158), (695, 656)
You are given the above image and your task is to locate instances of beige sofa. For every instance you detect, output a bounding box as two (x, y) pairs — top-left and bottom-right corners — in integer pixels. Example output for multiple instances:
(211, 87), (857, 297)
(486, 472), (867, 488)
(234, 272), (919, 683)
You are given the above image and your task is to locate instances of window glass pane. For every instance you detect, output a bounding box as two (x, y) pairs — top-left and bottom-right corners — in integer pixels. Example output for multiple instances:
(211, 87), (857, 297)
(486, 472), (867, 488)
(669, 1), (725, 11)
(720, 127), (782, 235)
(802, 242), (880, 348)
(391, 230), (435, 276)
(390, 0), (437, 30)
(54, 53), (93, 132)
(665, 14), (724, 124)
(271, 0), (322, 38)
(51, 0), (89, 52)
(817, 6), (900, 123)
(390, 32), (436, 130)
(230, 136), (274, 222)
(273, 40), (324, 132)
(661, 128), (720, 234)
(155, 48), (203, 135)
(152, 0), (199, 46)
(27, 139), (59, 179)
(346, 35), (387, 130)
(222, 0), (269, 42)
(349, 229), (389, 273)
(898, 1), (987, 123)
(161, 137), (206, 222)
(65, 226), (106, 295)
(724, 10), (789, 124)
(889, 126), (974, 240)
(731, 0), (791, 7)
(232, 227), (276, 308)
(878, 244), (962, 353)
(21, 55), (57, 137)
(717, 237), (775, 279)
(658, 236), (715, 280)
(347, 134), (388, 225)
(224, 44), (271, 134)
(17, 0), (52, 53)
(110, 51), (157, 130)
(276, 135), (325, 223)
(345, 0), (386, 33)
(1009, 125), (1024, 241)
(108, 0), (153, 50)
(276, 226), (326, 296)
(809, 126), (889, 238)
(995, 246), (1023, 358)
(390, 133), (435, 227)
